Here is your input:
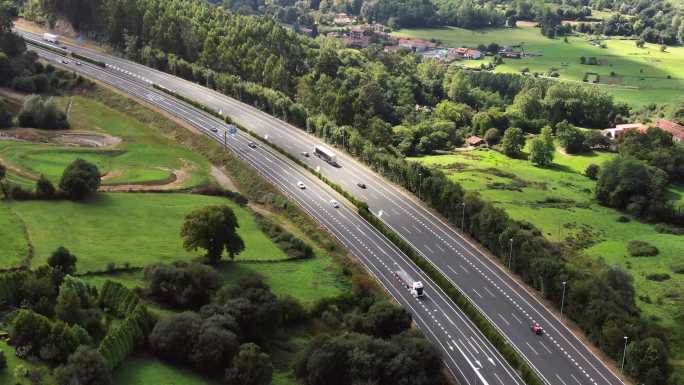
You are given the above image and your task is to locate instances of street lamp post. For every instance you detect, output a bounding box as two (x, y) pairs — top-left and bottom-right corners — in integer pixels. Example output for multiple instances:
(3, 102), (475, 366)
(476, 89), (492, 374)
(621, 336), (629, 373)
(560, 281), (567, 318)
(461, 202), (466, 232)
(507, 238), (514, 269)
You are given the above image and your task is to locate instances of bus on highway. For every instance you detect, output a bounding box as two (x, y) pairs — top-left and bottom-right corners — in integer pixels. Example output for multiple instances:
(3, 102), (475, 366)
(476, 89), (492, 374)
(314, 145), (337, 165)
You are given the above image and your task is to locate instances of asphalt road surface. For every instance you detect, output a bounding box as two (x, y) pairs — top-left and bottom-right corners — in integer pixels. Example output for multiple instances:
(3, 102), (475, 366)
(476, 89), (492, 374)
(24, 43), (527, 385)
(21, 31), (627, 385)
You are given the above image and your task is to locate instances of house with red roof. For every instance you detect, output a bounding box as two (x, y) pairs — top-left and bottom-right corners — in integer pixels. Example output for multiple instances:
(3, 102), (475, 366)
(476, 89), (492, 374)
(656, 119), (684, 143)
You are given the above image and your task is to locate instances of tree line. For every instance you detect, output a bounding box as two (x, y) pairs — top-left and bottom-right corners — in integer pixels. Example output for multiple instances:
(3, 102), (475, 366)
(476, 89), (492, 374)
(23, 1), (677, 383)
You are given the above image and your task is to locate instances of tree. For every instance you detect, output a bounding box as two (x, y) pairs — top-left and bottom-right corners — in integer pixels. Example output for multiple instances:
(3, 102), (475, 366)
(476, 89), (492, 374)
(54, 346), (112, 385)
(0, 97), (12, 127)
(191, 326), (239, 374)
(0, 349), (6, 370)
(596, 157), (668, 217)
(556, 120), (585, 154)
(36, 175), (56, 199)
(484, 127), (501, 144)
(143, 263), (220, 308)
(529, 137), (553, 166)
(585, 164), (600, 180)
(181, 205), (245, 263)
(360, 301), (412, 338)
(48, 246), (77, 275)
(224, 343), (273, 385)
(149, 312), (202, 363)
(501, 127), (525, 158)
(17, 95), (69, 129)
(59, 159), (101, 200)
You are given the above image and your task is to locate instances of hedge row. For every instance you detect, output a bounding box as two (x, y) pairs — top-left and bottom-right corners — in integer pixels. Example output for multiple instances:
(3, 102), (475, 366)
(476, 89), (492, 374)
(71, 52), (106, 68)
(98, 303), (151, 371)
(97, 281), (152, 371)
(25, 40), (68, 56)
(356, 205), (544, 385)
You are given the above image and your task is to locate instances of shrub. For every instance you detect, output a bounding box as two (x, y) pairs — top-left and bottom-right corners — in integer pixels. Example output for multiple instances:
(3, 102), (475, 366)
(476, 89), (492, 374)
(645, 273), (670, 282)
(671, 263), (684, 274)
(0, 349), (6, 370)
(17, 95), (69, 129)
(628, 241), (659, 257)
(654, 223), (684, 235)
(143, 262), (220, 308)
(585, 164), (600, 180)
(59, 159), (101, 200)
(617, 216), (630, 223)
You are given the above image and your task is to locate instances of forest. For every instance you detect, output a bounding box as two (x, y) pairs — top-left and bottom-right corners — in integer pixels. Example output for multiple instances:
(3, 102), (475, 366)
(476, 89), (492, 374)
(12, 0), (684, 384)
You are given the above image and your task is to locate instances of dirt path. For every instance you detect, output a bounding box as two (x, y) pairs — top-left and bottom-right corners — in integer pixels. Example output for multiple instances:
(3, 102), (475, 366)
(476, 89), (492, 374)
(0, 155), (40, 181)
(210, 166), (238, 191)
(99, 159), (197, 191)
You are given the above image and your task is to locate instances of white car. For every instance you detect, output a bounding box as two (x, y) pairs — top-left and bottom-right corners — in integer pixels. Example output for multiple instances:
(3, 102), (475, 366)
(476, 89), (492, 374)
(330, 200), (339, 208)
(297, 181), (306, 189)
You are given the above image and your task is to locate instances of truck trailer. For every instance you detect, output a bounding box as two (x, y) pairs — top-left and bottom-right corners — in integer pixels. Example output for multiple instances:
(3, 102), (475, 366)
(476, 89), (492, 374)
(43, 33), (60, 44)
(396, 270), (424, 298)
(313, 145), (337, 165)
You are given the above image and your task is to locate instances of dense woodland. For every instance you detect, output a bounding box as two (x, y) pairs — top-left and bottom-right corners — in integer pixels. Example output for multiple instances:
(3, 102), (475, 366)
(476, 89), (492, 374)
(6, 0), (684, 384)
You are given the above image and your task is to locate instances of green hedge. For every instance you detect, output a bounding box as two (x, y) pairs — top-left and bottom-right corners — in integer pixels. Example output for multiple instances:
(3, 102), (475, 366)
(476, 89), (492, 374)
(70, 52), (106, 67)
(25, 40), (68, 56)
(97, 281), (152, 371)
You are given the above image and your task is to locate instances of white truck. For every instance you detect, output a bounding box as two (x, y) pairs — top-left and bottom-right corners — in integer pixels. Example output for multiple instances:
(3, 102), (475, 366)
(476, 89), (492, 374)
(396, 269), (424, 298)
(43, 33), (60, 44)
(314, 145), (337, 165)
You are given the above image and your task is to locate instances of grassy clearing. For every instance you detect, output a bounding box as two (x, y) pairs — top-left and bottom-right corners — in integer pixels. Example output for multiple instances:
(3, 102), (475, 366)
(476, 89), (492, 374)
(411, 145), (684, 364)
(0, 340), (56, 385)
(0, 192), (287, 271)
(393, 24), (684, 107)
(0, 203), (30, 267)
(0, 95), (211, 187)
(113, 354), (218, 385)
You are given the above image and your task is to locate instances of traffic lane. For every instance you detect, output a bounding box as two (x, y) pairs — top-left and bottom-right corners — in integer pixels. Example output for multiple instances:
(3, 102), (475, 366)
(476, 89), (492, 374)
(38, 48), (515, 385)
(26, 41), (568, 380)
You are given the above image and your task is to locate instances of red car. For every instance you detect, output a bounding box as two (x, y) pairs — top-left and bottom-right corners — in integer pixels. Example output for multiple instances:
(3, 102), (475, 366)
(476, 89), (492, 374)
(531, 323), (543, 335)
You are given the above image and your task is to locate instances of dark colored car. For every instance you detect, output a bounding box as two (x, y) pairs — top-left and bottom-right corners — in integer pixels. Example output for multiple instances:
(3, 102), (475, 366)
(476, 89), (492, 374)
(357, 182), (366, 189)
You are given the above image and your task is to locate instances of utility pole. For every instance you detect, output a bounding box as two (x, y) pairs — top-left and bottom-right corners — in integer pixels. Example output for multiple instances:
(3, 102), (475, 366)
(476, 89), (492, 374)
(621, 336), (629, 373)
(461, 202), (466, 232)
(560, 281), (567, 318)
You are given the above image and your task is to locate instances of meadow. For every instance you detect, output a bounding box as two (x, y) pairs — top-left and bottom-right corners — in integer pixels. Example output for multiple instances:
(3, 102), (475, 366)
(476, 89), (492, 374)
(0, 192), (289, 271)
(0, 95), (211, 188)
(411, 145), (684, 365)
(393, 24), (684, 107)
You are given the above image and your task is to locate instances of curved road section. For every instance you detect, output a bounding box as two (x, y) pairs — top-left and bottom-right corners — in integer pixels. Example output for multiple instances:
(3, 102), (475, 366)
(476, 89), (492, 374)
(26, 43), (525, 385)
(21, 30), (626, 385)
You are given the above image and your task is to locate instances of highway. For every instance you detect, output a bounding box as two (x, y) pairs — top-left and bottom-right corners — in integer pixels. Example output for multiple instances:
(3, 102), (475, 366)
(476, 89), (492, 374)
(25, 44), (525, 385)
(21, 30), (627, 385)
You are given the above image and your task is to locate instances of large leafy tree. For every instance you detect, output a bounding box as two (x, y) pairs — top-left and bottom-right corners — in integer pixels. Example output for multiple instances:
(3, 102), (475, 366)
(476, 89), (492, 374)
(181, 205), (245, 263)
(59, 159), (101, 200)
(224, 343), (273, 385)
(55, 346), (112, 385)
(501, 126), (525, 158)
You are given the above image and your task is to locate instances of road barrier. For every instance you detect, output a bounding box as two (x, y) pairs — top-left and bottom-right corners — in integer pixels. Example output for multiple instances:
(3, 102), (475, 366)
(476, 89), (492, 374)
(152, 83), (544, 385)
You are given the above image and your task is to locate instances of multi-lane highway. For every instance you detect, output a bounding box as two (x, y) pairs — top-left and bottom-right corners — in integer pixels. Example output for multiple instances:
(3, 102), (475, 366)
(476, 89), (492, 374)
(24, 43), (525, 385)
(21, 30), (627, 385)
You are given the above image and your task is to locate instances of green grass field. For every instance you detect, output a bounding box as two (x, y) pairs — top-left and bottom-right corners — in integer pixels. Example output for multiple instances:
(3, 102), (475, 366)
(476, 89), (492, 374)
(0, 192), (288, 271)
(113, 354), (218, 385)
(411, 145), (684, 365)
(393, 24), (684, 107)
(0, 95), (210, 187)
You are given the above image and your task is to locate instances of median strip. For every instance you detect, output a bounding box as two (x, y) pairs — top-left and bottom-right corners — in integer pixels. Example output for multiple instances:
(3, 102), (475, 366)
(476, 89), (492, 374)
(151, 82), (544, 385)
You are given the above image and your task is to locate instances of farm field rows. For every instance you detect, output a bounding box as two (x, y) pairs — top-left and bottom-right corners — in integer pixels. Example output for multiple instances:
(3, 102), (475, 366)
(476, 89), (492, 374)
(393, 24), (684, 107)
(411, 145), (684, 367)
